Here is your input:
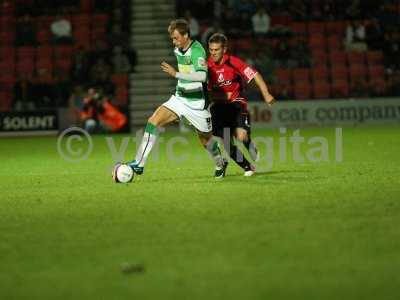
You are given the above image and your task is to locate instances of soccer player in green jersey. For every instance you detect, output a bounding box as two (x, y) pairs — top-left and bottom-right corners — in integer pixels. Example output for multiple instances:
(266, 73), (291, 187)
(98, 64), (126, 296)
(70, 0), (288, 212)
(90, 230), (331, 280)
(126, 19), (227, 178)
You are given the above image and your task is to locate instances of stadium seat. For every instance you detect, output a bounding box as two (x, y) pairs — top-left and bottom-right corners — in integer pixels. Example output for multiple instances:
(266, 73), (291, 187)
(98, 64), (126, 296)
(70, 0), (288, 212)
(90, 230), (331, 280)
(329, 50), (346, 66)
(293, 68), (310, 84)
(294, 82), (312, 100)
(0, 91), (13, 111)
(349, 64), (367, 80)
(347, 51), (366, 65)
(92, 14), (109, 29)
(17, 46), (35, 60)
(313, 80), (331, 99)
(36, 46), (53, 61)
(0, 46), (15, 60)
(16, 59), (35, 77)
(111, 73), (129, 86)
(275, 68), (292, 84)
(54, 45), (74, 60)
(331, 79), (350, 98)
(308, 22), (325, 35)
(312, 49), (328, 66)
(36, 28), (52, 45)
(290, 22), (307, 36)
(311, 65), (329, 82)
(327, 35), (342, 51)
(72, 14), (91, 28)
(369, 78), (387, 95)
(330, 64), (348, 81)
(325, 21), (346, 36)
(0, 30), (15, 44)
(309, 34), (326, 50)
(366, 51), (384, 65)
(115, 86), (129, 106)
(368, 64), (385, 79)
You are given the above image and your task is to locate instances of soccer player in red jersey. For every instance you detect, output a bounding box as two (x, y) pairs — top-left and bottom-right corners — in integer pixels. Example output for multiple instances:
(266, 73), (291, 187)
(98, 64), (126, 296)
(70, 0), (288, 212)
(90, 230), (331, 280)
(207, 33), (276, 176)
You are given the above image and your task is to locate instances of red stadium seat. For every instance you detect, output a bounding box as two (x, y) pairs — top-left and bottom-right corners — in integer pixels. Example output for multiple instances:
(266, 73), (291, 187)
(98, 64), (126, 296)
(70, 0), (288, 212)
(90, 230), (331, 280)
(308, 22), (325, 35)
(312, 49), (328, 66)
(290, 22), (307, 36)
(115, 86), (129, 106)
(293, 68), (310, 84)
(349, 64), (367, 80)
(36, 46), (53, 60)
(311, 65), (329, 82)
(347, 51), (366, 65)
(16, 59), (35, 77)
(331, 79), (349, 98)
(54, 46), (74, 60)
(36, 28), (52, 45)
(369, 78), (387, 95)
(0, 91), (13, 111)
(309, 34), (326, 50)
(313, 80), (331, 99)
(325, 21), (346, 36)
(368, 64), (385, 79)
(330, 64), (348, 81)
(327, 35), (342, 51)
(366, 51), (384, 65)
(111, 73), (129, 86)
(92, 14), (109, 29)
(0, 46), (15, 60)
(72, 14), (91, 28)
(294, 82), (312, 100)
(329, 50), (346, 65)
(275, 68), (292, 84)
(17, 46), (35, 61)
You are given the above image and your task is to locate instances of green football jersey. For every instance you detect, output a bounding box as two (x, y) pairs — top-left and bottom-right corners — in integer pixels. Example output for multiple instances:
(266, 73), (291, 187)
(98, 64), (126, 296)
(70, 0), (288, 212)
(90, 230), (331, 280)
(174, 40), (208, 102)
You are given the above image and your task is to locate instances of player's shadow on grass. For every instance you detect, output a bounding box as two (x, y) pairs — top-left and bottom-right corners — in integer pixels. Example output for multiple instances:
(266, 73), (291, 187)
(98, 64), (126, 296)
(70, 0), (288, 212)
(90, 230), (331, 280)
(224, 169), (316, 183)
(147, 169), (313, 184)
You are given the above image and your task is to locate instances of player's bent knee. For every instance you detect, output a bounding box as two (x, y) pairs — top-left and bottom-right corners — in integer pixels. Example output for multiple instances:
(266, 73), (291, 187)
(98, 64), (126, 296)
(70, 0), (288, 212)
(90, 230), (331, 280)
(236, 131), (248, 143)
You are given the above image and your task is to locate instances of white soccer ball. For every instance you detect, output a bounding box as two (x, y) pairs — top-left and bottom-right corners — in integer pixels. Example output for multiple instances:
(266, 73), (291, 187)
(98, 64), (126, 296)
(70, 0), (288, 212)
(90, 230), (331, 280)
(112, 163), (134, 183)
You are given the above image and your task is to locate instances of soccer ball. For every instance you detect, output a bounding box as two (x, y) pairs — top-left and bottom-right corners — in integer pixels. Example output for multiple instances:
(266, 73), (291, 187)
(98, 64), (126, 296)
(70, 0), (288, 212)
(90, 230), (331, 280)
(112, 163), (134, 183)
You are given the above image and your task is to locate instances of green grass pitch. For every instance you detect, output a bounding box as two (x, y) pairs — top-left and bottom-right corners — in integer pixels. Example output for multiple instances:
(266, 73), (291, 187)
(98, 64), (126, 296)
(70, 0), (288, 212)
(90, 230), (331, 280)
(1, 125), (399, 299)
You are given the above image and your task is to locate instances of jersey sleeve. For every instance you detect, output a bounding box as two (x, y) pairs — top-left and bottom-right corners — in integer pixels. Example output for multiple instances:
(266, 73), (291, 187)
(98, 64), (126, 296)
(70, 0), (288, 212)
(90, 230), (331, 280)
(230, 55), (257, 83)
(191, 44), (208, 72)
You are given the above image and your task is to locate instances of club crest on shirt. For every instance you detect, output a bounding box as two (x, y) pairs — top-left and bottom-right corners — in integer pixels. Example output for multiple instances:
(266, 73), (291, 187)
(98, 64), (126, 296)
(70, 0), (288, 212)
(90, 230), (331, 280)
(218, 73), (224, 83)
(244, 67), (256, 79)
(198, 57), (206, 67)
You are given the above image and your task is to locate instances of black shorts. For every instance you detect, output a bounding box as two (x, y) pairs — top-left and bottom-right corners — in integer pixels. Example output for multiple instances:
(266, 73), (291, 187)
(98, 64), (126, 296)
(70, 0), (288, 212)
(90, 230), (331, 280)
(210, 101), (251, 138)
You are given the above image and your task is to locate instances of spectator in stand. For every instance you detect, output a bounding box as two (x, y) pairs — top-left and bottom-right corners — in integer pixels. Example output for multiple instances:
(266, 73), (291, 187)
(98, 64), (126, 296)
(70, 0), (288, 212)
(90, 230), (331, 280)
(221, 7), (241, 38)
(237, 12), (253, 37)
(66, 84), (86, 127)
(292, 38), (311, 67)
(201, 20), (225, 46)
(345, 0), (361, 20)
(251, 7), (271, 38)
(289, 0), (308, 21)
(71, 46), (90, 83)
(50, 13), (73, 44)
(13, 74), (35, 111)
(234, 0), (257, 15)
(108, 24), (129, 49)
(365, 18), (383, 51)
(89, 58), (115, 96)
(16, 13), (37, 46)
(80, 87), (127, 133)
(184, 9), (200, 41)
(344, 20), (367, 52)
(111, 45), (131, 73)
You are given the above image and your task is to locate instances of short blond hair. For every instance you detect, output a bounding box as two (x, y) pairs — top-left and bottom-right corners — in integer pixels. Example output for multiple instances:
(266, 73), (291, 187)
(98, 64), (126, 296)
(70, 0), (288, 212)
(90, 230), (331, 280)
(168, 19), (190, 36)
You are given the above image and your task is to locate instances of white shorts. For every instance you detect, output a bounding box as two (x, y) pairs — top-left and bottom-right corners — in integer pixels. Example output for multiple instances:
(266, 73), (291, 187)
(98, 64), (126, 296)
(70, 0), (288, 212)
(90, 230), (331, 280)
(163, 95), (212, 133)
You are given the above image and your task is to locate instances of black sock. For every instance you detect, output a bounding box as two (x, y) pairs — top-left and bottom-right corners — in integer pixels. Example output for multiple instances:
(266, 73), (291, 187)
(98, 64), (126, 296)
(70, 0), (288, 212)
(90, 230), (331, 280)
(230, 143), (251, 170)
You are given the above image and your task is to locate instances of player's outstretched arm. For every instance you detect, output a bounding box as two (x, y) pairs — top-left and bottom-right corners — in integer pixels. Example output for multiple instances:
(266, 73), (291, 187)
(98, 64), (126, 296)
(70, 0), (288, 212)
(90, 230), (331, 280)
(161, 61), (207, 82)
(254, 73), (276, 106)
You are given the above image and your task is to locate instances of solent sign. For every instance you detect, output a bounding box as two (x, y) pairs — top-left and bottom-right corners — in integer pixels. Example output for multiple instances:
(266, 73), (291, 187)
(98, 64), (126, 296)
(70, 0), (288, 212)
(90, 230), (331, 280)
(0, 111), (58, 134)
(249, 98), (400, 127)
